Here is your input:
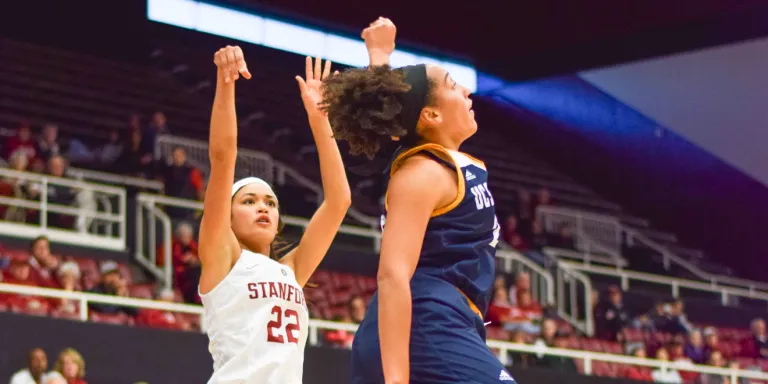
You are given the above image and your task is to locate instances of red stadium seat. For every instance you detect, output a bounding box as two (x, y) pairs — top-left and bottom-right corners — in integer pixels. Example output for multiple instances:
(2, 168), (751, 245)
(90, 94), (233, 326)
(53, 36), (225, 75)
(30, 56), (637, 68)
(90, 312), (134, 326)
(130, 284), (154, 300)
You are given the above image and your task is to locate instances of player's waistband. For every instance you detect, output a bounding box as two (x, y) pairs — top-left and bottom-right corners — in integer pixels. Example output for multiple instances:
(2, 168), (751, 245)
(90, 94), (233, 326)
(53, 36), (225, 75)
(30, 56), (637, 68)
(457, 288), (483, 319)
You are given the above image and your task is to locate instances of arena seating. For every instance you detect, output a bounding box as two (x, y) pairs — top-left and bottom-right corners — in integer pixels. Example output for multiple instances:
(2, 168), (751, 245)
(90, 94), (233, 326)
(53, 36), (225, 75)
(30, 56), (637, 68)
(2, 35), (768, 383)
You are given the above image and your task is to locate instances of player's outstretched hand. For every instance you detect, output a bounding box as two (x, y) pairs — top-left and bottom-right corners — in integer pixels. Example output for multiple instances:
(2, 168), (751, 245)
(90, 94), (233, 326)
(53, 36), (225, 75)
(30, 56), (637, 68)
(213, 45), (252, 83)
(296, 56), (336, 119)
(362, 17), (396, 57)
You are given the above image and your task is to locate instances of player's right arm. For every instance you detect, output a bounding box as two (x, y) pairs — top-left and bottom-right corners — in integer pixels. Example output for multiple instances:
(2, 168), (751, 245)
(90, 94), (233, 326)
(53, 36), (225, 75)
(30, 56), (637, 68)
(198, 46), (252, 294)
(363, 17), (396, 67)
(377, 155), (455, 384)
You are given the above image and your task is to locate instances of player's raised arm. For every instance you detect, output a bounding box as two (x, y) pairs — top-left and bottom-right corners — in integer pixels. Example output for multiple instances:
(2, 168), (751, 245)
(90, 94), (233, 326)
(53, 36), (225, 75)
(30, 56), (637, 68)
(280, 57), (351, 287)
(363, 17), (396, 67)
(377, 156), (454, 384)
(198, 45), (252, 293)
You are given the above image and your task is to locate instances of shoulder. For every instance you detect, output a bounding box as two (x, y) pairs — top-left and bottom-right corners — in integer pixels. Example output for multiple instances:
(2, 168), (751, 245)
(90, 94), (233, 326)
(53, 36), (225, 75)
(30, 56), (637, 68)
(389, 154), (454, 195)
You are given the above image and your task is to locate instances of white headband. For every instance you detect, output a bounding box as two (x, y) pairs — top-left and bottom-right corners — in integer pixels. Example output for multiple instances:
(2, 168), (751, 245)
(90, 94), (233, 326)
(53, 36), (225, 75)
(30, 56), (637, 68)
(231, 177), (275, 198)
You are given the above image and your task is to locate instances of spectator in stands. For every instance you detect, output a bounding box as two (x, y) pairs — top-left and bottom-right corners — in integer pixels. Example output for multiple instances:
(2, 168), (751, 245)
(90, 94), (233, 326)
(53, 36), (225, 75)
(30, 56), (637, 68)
(28, 236), (60, 286)
(508, 271), (531, 306)
(684, 329), (707, 364)
(668, 339), (697, 383)
(651, 347), (682, 384)
(43, 372), (67, 384)
(117, 128), (153, 177)
(529, 219), (548, 250)
(46, 155), (77, 229)
(162, 147), (205, 205)
(88, 261), (138, 316)
(503, 215), (519, 244)
(36, 124), (62, 162)
(665, 300), (692, 335)
(535, 188), (552, 210)
(348, 295), (366, 324)
(5, 123), (36, 161)
(171, 222), (200, 303)
(699, 350), (728, 384)
(506, 289), (543, 334)
(532, 318), (576, 372)
(54, 261), (81, 315)
(625, 345), (653, 382)
(595, 285), (630, 341)
(9, 348), (48, 384)
(141, 111), (169, 156)
(508, 331), (534, 368)
(650, 301), (669, 331)
(52, 348), (87, 384)
(324, 312), (355, 348)
(128, 113), (141, 131)
(487, 285), (513, 327)
(1, 256), (51, 315)
(514, 189), (533, 224)
(95, 129), (124, 167)
(703, 327), (724, 359)
(741, 318), (768, 359)
(551, 223), (576, 250)
(5, 151), (32, 222)
(137, 288), (190, 331)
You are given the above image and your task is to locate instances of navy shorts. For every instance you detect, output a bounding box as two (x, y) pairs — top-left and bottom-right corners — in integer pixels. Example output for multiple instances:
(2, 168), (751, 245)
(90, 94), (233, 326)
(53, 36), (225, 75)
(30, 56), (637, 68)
(350, 277), (516, 384)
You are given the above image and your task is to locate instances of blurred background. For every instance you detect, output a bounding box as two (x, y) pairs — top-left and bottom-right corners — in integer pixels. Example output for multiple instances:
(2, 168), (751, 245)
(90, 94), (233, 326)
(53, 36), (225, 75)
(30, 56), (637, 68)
(1, 0), (768, 383)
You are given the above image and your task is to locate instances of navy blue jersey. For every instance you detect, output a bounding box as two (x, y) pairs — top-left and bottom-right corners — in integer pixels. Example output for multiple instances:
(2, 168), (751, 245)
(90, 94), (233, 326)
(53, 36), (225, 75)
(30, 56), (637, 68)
(382, 143), (500, 317)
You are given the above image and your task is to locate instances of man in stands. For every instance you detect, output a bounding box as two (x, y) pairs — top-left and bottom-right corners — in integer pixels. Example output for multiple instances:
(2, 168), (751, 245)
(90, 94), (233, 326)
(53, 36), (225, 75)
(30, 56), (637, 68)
(9, 348), (49, 384)
(5, 123), (36, 161)
(741, 318), (768, 359)
(172, 222), (200, 304)
(594, 285), (630, 341)
(28, 235), (60, 286)
(141, 111), (169, 157)
(46, 155), (77, 229)
(162, 147), (204, 217)
(36, 124), (62, 162)
(88, 261), (138, 317)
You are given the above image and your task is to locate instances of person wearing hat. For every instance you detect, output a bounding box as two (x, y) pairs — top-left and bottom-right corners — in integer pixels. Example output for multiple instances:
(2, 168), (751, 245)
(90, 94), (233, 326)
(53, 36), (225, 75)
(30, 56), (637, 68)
(87, 261), (137, 316)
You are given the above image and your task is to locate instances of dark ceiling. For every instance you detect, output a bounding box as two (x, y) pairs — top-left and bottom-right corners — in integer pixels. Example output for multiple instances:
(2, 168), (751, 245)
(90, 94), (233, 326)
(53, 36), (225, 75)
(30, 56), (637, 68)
(219, 0), (768, 81)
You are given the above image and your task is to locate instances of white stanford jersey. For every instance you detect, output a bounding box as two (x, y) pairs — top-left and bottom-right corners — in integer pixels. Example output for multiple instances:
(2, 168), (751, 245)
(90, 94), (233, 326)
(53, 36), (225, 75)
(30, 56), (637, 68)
(200, 250), (308, 384)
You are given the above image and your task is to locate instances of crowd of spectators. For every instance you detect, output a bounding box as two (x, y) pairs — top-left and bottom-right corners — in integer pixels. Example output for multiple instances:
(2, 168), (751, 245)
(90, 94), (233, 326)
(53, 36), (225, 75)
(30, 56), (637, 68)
(9, 347), (87, 384)
(502, 188), (576, 253)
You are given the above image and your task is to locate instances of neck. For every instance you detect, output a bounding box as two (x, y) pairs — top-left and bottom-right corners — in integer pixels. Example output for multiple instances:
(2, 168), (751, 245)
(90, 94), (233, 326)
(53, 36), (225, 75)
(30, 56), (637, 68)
(241, 243), (270, 257)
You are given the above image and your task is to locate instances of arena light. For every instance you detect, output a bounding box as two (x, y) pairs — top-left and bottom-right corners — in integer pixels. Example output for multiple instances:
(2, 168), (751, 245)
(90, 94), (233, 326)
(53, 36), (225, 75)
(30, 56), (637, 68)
(147, 0), (477, 92)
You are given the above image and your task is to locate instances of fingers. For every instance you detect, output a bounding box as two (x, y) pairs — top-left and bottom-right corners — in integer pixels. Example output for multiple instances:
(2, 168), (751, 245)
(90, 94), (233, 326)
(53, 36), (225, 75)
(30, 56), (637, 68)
(214, 46), (251, 82)
(314, 56), (322, 80)
(321, 60), (332, 80)
(305, 56), (313, 83)
(295, 76), (307, 93)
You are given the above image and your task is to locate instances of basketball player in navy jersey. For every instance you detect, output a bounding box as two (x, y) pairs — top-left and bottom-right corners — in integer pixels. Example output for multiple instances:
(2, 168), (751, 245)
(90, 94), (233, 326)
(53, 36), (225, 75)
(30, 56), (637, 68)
(321, 18), (514, 384)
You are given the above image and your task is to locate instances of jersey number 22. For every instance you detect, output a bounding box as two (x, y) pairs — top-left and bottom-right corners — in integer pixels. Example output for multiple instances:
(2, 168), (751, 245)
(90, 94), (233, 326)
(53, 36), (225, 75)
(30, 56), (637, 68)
(267, 305), (300, 344)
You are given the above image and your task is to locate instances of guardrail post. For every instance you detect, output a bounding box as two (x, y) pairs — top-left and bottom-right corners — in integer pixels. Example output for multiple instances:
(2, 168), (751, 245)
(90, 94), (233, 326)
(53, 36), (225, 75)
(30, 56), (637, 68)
(584, 356), (592, 375)
(309, 324), (318, 346)
(620, 275), (629, 291)
(79, 298), (88, 321)
(721, 291), (728, 306)
(671, 281), (679, 298)
(41, 178), (48, 229)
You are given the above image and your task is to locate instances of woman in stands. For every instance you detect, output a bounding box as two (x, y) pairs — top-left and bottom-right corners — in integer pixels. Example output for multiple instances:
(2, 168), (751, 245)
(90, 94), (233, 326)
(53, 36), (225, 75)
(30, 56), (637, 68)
(321, 18), (507, 384)
(198, 46), (350, 384)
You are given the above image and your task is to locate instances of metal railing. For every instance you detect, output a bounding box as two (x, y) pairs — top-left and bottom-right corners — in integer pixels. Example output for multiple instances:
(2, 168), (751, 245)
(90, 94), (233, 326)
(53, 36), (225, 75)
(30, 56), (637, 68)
(537, 205), (768, 293)
(537, 206), (625, 266)
(496, 246), (556, 306)
(1, 282), (766, 381)
(68, 167), (164, 192)
(556, 262), (595, 336)
(558, 260), (768, 308)
(0, 168), (126, 250)
(135, 193), (381, 290)
(155, 134), (378, 231)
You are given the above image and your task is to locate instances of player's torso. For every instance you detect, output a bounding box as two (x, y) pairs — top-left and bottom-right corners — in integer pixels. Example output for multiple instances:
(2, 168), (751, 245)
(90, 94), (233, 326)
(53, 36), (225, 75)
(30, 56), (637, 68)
(382, 145), (500, 315)
(200, 250), (308, 384)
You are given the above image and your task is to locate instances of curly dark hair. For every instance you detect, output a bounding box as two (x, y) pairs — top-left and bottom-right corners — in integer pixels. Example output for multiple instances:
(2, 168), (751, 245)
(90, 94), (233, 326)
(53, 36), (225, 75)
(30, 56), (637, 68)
(320, 65), (434, 159)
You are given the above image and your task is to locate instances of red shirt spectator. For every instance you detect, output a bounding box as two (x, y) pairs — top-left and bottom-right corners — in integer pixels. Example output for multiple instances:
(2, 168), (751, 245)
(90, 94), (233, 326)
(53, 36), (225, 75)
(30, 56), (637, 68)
(28, 235), (61, 287)
(741, 318), (768, 359)
(1, 256), (51, 313)
(137, 289), (189, 331)
(624, 347), (653, 382)
(5, 124), (36, 161)
(503, 215), (519, 244)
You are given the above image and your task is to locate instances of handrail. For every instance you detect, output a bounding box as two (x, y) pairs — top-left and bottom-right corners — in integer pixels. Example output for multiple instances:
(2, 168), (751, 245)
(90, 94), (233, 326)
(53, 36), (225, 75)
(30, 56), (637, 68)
(538, 206), (768, 293)
(543, 247), (625, 268)
(0, 282), (766, 381)
(496, 248), (556, 306)
(0, 168), (126, 250)
(559, 261), (768, 307)
(68, 167), (164, 191)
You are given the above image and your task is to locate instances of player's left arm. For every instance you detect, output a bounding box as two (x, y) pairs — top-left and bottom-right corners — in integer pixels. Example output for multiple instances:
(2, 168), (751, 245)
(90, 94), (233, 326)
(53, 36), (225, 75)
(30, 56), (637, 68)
(280, 57), (351, 287)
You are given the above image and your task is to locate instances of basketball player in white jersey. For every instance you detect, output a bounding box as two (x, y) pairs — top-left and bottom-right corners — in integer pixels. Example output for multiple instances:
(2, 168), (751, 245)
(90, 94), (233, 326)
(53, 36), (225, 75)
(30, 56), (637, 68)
(198, 46), (350, 384)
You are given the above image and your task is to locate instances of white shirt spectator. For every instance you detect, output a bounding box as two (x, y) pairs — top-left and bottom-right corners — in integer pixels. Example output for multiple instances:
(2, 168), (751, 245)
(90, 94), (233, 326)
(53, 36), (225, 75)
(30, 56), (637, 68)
(9, 370), (61, 384)
(651, 368), (683, 384)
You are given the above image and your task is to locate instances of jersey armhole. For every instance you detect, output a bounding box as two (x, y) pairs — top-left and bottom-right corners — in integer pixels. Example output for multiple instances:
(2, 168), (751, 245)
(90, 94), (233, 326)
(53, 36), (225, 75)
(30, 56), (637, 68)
(385, 143), (465, 218)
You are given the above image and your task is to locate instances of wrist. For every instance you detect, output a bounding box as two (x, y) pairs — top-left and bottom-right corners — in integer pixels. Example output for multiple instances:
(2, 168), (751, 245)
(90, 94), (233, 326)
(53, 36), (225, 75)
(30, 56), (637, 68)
(368, 48), (393, 67)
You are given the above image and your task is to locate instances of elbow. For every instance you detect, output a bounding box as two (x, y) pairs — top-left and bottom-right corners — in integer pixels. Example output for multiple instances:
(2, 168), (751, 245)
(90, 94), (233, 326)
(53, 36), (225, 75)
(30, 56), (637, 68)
(209, 145), (236, 164)
(325, 189), (352, 212)
(376, 267), (410, 289)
